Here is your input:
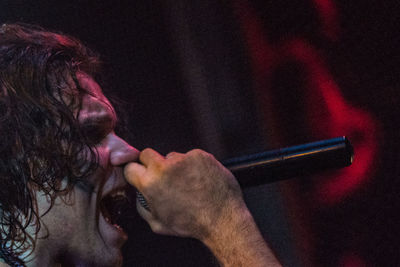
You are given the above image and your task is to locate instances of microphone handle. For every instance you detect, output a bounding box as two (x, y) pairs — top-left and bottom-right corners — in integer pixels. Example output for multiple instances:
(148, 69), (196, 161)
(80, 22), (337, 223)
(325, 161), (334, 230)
(224, 136), (353, 187)
(136, 136), (353, 210)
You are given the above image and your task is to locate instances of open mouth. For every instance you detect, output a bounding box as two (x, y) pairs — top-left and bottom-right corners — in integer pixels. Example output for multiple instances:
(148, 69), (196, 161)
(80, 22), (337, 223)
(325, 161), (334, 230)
(100, 187), (133, 232)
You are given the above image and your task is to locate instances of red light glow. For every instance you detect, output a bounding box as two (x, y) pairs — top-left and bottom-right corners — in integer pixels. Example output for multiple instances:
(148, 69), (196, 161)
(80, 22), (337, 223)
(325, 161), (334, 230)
(234, 0), (380, 204)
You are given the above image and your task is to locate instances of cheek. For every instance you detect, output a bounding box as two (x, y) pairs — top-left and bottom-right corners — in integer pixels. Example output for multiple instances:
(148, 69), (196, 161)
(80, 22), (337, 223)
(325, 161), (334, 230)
(96, 146), (110, 169)
(82, 146), (110, 190)
(36, 194), (83, 238)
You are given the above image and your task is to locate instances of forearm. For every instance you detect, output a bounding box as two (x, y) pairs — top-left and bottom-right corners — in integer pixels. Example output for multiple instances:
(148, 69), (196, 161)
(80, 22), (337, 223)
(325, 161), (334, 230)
(201, 203), (282, 267)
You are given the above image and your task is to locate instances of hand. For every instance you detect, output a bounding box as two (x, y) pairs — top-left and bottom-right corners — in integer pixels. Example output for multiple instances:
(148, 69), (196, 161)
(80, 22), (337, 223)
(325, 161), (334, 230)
(123, 148), (246, 240)
(124, 148), (282, 266)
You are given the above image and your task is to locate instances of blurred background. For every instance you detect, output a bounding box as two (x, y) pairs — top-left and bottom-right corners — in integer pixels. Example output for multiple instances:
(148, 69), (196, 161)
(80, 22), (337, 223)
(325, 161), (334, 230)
(1, 0), (399, 266)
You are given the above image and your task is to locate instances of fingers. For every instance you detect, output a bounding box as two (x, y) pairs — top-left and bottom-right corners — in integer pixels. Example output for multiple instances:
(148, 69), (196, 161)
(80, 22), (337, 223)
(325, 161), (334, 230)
(124, 162), (146, 191)
(136, 198), (161, 231)
(124, 149), (180, 190)
(166, 151), (182, 159)
(136, 198), (176, 236)
(136, 197), (153, 220)
(140, 148), (165, 167)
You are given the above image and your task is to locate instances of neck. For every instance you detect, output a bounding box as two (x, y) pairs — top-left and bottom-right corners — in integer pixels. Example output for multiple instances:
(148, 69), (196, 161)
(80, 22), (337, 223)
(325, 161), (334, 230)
(24, 249), (61, 267)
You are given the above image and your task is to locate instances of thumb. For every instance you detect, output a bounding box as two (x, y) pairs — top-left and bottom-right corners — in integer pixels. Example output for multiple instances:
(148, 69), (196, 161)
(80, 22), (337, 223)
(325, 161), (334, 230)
(123, 162), (147, 191)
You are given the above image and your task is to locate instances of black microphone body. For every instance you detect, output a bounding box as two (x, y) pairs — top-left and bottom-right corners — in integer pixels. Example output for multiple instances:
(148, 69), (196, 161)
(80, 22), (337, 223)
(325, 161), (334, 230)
(223, 136), (353, 187)
(136, 136), (353, 210)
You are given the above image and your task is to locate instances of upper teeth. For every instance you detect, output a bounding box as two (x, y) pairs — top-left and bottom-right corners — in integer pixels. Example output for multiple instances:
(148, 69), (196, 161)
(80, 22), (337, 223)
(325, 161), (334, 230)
(110, 189), (127, 198)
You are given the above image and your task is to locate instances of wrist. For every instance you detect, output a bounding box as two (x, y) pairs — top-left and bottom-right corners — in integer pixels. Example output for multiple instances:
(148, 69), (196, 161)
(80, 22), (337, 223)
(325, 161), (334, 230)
(201, 202), (256, 249)
(200, 202), (282, 267)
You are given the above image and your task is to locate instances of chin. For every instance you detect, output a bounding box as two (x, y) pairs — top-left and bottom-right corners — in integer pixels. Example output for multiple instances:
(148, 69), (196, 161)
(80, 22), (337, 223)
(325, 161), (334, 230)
(73, 256), (123, 267)
(97, 257), (123, 267)
(90, 244), (125, 267)
(104, 250), (124, 267)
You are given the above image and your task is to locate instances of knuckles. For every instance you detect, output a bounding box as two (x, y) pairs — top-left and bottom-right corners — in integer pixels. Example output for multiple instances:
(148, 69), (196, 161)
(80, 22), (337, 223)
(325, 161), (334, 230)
(187, 148), (207, 157)
(163, 149), (213, 174)
(187, 149), (214, 162)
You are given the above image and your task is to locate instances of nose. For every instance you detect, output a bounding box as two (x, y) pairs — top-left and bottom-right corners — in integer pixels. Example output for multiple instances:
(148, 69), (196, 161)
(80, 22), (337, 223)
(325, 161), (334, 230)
(108, 133), (140, 167)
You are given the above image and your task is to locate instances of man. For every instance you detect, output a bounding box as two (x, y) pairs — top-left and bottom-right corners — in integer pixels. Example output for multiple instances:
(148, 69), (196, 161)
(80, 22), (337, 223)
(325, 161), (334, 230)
(0, 23), (281, 266)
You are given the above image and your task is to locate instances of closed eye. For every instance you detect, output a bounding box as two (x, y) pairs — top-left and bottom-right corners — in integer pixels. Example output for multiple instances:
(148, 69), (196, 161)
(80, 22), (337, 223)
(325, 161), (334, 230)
(81, 123), (110, 145)
(80, 113), (116, 145)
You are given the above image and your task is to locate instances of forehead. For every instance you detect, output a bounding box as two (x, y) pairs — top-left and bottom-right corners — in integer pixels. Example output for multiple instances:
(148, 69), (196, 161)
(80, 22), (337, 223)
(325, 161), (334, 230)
(76, 72), (116, 124)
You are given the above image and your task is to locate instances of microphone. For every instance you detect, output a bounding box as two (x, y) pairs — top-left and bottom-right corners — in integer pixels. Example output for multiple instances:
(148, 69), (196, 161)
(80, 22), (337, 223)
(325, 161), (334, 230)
(136, 136), (353, 210)
(223, 136), (353, 187)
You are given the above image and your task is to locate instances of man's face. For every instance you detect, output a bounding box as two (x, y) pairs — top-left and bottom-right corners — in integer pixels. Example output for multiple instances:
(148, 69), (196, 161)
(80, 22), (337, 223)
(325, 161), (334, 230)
(31, 72), (139, 266)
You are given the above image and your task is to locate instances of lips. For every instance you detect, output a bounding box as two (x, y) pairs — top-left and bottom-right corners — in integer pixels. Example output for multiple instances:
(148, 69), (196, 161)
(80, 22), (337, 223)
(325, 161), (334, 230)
(100, 186), (132, 231)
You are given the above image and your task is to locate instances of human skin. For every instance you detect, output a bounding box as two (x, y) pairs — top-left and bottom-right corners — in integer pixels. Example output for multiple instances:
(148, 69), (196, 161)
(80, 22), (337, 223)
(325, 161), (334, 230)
(16, 72), (140, 266)
(124, 150), (282, 266)
(5, 71), (281, 266)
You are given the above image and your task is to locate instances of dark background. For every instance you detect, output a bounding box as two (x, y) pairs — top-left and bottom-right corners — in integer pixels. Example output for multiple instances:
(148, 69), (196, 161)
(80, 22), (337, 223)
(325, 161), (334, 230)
(1, 0), (399, 266)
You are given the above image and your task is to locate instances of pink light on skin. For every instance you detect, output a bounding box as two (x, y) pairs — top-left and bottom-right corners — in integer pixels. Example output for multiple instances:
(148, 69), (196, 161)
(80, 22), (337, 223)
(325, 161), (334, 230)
(312, 0), (340, 41)
(233, 0), (380, 205)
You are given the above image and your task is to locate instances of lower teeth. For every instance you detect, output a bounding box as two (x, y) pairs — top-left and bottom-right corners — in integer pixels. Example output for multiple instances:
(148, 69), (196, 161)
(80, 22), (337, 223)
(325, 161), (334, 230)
(113, 224), (122, 230)
(103, 213), (123, 230)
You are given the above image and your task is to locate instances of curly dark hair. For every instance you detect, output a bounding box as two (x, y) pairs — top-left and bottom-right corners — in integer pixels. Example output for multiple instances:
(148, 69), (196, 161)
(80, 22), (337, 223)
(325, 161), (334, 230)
(0, 23), (103, 265)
